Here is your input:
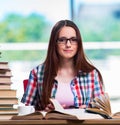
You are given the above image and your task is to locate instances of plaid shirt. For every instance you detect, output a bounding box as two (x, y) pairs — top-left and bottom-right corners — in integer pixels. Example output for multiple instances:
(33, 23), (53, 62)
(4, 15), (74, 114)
(21, 63), (104, 109)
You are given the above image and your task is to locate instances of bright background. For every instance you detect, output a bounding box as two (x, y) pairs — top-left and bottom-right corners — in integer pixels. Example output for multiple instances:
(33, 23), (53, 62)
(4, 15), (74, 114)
(0, 0), (120, 113)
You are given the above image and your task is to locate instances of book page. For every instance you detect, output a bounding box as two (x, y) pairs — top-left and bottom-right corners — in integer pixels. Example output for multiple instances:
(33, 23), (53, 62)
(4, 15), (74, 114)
(45, 110), (78, 120)
(63, 109), (103, 119)
(112, 112), (120, 118)
(49, 98), (64, 111)
(104, 93), (111, 115)
(49, 98), (103, 119)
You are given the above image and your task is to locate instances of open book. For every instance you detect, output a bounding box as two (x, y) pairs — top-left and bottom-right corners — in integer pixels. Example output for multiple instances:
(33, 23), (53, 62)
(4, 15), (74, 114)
(11, 98), (103, 120)
(86, 93), (120, 119)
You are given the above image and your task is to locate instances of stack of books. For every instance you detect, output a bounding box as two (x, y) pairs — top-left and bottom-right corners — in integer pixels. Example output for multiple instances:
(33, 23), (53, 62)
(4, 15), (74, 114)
(0, 62), (18, 119)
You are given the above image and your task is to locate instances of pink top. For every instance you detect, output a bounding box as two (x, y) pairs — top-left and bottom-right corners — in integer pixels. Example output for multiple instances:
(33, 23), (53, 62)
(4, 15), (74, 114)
(55, 82), (74, 108)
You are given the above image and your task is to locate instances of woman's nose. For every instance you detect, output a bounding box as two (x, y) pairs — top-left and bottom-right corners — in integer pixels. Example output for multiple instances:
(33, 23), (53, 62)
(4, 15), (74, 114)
(66, 40), (71, 47)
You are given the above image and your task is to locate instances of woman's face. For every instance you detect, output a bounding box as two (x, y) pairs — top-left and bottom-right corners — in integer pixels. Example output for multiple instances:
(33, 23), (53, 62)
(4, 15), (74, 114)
(57, 26), (78, 60)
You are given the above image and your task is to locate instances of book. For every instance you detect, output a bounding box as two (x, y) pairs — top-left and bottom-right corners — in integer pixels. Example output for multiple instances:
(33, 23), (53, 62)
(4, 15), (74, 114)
(0, 108), (18, 115)
(0, 84), (11, 89)
(0, 76), (12, 84)
(11, 98), (103, 120)
(0, 104), (14, 109)
(0, 62), (9, 70)
(0, 98), (18, 105)
(0, 69), (12, 77)
(0, 90), (16, 98)
(0, 114), (17, 120)
(86, 93), (120, 119)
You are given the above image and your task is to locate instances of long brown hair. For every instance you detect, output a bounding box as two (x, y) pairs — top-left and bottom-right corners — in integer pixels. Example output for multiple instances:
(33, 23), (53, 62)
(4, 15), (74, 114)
(42, 20), (103, 108)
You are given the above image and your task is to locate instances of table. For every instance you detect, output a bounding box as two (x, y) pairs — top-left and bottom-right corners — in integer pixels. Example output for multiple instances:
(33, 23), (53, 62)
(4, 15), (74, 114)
(0, 119), (120, 125)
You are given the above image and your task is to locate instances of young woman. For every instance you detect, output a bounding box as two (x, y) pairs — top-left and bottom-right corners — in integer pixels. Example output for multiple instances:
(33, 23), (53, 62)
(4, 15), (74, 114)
(21, 20), (105, 111)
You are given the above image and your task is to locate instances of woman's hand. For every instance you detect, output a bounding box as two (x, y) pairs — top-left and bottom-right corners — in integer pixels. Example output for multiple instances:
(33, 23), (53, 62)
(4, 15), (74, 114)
(60, 104), (87, 109)
(79, 105), (86, 109)
(45, 103), (86, 111)
(45, 103), (55, 112)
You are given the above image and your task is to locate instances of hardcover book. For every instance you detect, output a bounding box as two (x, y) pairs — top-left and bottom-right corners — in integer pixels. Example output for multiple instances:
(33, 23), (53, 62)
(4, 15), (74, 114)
(86, 93), (120, 119)
(0, 84), (11, 89)
(0, 90), (17, 98)
(0, 62), (9, 70)
(0, 98), (18, 105)
(0, 76), (12, 84)
(11, 98), (103, 120)
(0, 69), (12, 77)
(0, 108), (18, 115)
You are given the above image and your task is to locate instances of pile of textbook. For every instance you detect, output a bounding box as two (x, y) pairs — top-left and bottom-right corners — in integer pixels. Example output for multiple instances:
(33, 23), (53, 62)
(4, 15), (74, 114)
(0, 61), (18, 119)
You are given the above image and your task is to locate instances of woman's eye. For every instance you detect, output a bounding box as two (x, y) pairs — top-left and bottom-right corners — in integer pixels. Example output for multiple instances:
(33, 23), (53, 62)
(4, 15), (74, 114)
(58, 38), (66, 42)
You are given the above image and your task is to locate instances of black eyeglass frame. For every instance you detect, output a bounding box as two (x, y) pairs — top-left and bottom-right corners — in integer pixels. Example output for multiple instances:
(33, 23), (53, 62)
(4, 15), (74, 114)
(57, 37), (78, 45)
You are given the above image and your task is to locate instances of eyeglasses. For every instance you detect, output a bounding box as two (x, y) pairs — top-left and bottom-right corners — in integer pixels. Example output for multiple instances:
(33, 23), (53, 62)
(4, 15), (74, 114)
(57, 37), (78, 45)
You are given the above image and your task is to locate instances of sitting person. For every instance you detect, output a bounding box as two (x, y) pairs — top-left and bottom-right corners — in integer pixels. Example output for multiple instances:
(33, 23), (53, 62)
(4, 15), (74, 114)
(21, 20), (105, 111)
